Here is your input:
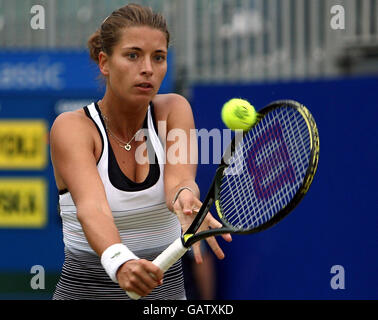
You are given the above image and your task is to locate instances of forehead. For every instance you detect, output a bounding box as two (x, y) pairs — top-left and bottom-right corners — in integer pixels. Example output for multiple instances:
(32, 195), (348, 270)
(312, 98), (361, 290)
(116, 26), (168, 51)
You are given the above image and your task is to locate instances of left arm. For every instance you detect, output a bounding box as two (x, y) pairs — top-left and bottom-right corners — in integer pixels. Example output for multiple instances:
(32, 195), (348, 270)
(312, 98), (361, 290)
(163, 94), (199, 212)
(158, 94), (231, 264)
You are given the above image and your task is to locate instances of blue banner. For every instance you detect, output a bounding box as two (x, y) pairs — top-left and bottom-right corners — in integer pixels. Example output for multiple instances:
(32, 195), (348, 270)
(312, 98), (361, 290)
(191, 76), (378, 299)
(0, 50), (173, 93)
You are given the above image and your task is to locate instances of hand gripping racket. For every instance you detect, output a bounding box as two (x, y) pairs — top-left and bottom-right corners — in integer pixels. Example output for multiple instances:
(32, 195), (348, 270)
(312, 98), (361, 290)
(126, 99), (319, 299)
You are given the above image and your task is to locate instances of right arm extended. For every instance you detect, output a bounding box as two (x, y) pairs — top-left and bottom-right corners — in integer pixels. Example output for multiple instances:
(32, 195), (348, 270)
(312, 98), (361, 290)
(50, 111), (163, 297)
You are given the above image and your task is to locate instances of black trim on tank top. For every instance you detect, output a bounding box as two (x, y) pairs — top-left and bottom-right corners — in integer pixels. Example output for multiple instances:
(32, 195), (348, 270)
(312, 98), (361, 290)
(96, 102), (160, 192)
(58, 102), (161, 194)
(59, 188), (68, 195)
(107, 142), (160, 191)
(85, 105), (105, 165)
(149, 102), (165, 146)
(149, 102), (158, 134)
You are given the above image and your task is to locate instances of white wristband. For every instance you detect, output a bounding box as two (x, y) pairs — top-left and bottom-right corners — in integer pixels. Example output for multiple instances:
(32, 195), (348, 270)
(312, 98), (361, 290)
(101, 243), (139, 283)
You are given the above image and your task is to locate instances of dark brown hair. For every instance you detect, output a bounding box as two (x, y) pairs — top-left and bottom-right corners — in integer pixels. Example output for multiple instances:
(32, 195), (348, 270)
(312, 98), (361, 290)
(88, 3), (170, 64)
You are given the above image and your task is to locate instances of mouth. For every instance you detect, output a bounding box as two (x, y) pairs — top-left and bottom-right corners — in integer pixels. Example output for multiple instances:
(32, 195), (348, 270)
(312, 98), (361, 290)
(135, 82), (154, 89)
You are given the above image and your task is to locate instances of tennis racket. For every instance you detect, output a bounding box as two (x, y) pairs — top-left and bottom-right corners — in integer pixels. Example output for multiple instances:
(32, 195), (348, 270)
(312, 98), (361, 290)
(126, 99), (319, 300)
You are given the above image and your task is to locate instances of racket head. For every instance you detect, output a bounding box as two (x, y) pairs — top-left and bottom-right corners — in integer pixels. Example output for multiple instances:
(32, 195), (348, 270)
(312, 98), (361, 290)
(214, 99), (319, 234)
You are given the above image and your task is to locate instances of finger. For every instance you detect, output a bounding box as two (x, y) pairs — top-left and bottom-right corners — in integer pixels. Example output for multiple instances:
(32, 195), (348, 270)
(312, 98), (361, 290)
(206, 213), (222, 228)
(192, 198), (202, 213)
(222, 233), (232, 242)
(182, 199), (194, 215)
(177, 190), (195, 215)
(173, 199), (191, 215)
(144, 263), (164, 285)
(124, 261), (160, 293)
(206, 236), (225, 260)
(123, 269), (153, 297)
(180, 191), (204, 215)
(140, 261), (164, 287)
(192, 242), (203, 264)
(135, 271), (160, 292)
(206, 213), (231, 239)
(129, 277), (152, 297)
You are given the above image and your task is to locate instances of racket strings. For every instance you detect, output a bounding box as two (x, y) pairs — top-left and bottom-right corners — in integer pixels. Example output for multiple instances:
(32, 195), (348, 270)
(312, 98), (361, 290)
(232, 114), (306, 227)
(220, 106), (311, 230)
(234, 110), (307, 226)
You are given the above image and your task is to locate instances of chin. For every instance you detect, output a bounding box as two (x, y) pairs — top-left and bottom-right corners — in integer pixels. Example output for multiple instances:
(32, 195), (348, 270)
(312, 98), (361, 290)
(132, 93), (156, 105)
(135, 89), (158, 100)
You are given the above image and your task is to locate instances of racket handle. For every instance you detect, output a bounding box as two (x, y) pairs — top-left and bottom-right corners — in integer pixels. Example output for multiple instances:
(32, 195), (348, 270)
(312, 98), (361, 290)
(126, 238), (188, 300)
(153, 238), (188, 272)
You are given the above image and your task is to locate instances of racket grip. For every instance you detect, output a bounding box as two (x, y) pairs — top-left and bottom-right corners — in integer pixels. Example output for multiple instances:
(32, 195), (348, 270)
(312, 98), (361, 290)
(126, 238), (188, 300)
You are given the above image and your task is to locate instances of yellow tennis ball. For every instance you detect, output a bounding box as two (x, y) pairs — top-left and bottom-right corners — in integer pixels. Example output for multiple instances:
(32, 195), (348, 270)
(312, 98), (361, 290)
(221, 98), (257, 131)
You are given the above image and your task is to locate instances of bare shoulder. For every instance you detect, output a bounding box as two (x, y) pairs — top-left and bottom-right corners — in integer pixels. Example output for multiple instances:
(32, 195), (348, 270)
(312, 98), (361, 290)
(152, 93), (192, 122)
(50, 109), (95, 140)
(51, 109), (88, 131)
(153, 93), (191, 108)
(50, 108), (101, 161)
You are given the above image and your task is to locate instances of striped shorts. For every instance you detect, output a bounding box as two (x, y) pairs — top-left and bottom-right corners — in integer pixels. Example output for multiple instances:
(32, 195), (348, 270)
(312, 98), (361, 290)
(53, 248), (186, 300)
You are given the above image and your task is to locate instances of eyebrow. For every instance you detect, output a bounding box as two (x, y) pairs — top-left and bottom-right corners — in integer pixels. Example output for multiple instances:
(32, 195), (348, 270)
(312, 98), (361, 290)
(123, 46), (167, 54)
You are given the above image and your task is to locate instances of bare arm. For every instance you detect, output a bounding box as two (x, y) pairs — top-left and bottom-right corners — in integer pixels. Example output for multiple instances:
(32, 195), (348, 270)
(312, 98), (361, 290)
(50, 111), (120, 253)
(50, 111), (162, 296)
(161, 94), (232, 263)
(163, 94), (200, 211)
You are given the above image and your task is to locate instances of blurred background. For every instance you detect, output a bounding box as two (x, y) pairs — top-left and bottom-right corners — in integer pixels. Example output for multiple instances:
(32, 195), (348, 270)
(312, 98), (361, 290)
(0, 0), (377, 299)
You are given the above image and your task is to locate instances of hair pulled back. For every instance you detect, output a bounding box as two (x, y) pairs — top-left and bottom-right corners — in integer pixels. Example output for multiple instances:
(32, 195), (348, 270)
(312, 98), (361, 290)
(88, 3), (170, 64)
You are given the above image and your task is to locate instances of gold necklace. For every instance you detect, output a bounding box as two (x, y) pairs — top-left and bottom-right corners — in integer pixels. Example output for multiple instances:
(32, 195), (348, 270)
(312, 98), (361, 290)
(99, 105), (141, 151)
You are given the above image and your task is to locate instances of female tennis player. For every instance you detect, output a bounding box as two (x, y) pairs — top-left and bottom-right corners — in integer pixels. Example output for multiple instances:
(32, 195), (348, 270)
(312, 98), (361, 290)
(50, 4), (231, 300)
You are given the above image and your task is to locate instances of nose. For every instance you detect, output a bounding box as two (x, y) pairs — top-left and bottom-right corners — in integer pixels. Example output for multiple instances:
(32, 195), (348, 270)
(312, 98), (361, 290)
(141, 57), (153, 77)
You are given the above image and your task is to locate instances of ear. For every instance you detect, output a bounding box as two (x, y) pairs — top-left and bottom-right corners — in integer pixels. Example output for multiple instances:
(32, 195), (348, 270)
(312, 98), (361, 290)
(98, 51), (109, 76)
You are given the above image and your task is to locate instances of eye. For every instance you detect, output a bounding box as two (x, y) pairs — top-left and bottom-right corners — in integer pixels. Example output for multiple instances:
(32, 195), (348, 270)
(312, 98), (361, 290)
(154, 54), (166, 62)
(127, 52), (138, 60)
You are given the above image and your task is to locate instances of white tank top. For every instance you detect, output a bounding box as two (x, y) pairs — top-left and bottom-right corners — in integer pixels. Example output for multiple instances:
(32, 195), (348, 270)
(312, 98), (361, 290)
(58, 102), (181, 257)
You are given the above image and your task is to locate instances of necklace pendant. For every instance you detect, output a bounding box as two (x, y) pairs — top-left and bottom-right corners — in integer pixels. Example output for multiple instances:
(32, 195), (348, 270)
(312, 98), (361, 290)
(124, 144), (131, 151)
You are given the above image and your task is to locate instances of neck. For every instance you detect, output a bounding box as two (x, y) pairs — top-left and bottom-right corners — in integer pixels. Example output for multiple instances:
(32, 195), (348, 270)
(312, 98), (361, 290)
(98, 90), (149, 141)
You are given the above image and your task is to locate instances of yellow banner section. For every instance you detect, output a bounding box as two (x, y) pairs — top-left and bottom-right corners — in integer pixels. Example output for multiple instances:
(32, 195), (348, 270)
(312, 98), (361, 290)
(0, 178), (47, 228)
(0, 120), (48, 169)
